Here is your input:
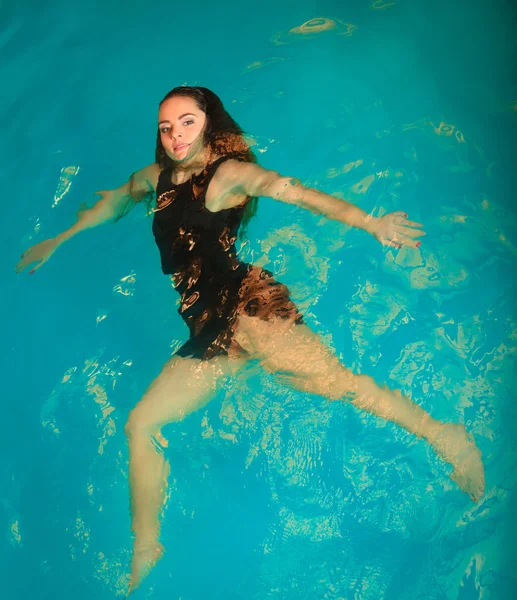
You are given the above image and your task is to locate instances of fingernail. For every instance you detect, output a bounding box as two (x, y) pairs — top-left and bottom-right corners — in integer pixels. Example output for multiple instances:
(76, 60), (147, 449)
(416, 242), (421, 248)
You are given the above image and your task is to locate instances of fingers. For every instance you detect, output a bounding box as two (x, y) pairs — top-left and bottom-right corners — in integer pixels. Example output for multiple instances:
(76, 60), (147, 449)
(398, 226), (426, 238)
(391, 212), (424, 229)
(393, 216), (424, 228)
(28, 260), (45, 274)
(15, 254), (30, 272)
(15, 257), (39, 274)
(381, 234), (422, 249)
(15, 248), (41, 274)
(385, 241), (402, 249)
(396, 233), (419, 247)
(403, 219), (424, 228)
(379, 236), (402, 249)
(14, 258), (33, 274)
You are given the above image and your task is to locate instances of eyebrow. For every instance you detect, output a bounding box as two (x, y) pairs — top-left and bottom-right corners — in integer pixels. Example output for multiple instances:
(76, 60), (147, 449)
(158, 113), (196, 125)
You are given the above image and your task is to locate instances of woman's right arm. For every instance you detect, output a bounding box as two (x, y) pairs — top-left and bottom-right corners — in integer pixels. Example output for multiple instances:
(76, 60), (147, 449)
(15, 163), (160, 274)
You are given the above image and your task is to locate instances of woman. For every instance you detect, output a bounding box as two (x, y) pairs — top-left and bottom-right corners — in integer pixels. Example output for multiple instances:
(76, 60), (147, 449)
(16, 86), (485, 593)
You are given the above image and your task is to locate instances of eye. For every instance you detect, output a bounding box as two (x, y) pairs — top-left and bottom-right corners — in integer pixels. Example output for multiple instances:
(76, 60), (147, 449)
(160, 126), (170, 134)
(183, 120), (194, 126)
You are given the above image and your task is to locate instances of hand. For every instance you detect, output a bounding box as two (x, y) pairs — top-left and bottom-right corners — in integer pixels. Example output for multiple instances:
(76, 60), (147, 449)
(15, 238), (61, 275)
(366, 211), (425, 249)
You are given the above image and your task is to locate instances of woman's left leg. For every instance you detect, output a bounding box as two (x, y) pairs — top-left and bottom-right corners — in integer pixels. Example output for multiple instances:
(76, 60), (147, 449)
(234, 315), (485, 502)
(124, 352), (247, 594)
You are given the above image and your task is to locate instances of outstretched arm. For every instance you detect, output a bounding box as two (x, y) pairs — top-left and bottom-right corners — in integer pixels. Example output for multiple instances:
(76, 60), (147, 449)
(15, 163), (159, 274)
(58, 164), (158, 242)
(218, 161), (425, 249)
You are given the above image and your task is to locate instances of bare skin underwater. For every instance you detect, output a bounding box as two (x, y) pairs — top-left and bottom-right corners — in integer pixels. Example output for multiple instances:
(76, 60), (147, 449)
(125, 316), (484, 594)
(15, 90), (485, 595)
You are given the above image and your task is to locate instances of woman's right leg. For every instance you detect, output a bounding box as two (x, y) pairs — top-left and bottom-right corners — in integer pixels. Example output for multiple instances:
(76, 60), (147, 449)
(234, 315), (485, 502)
(124, 353), (244, 593)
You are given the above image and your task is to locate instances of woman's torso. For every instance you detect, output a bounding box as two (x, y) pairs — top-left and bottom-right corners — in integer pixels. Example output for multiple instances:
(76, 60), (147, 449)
(152, 156), (252, 336)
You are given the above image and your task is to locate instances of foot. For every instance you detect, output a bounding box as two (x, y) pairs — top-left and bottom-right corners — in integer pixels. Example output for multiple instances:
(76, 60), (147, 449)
(431, 423), (485, 502)
(127, 541), (165, 596)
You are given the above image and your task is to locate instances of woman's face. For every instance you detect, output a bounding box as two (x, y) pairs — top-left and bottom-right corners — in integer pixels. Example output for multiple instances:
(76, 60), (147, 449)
(158, 95), (207, 162)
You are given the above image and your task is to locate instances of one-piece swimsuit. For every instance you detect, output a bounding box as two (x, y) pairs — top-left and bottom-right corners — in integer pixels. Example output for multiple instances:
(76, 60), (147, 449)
(152, 155), (304, 360)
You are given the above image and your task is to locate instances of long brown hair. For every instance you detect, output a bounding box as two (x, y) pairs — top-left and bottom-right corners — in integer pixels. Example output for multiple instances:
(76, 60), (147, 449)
(155, 86), (258, 236)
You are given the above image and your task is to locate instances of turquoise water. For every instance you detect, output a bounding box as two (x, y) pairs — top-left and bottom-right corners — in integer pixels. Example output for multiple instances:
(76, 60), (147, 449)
(3, 0), (517, 598)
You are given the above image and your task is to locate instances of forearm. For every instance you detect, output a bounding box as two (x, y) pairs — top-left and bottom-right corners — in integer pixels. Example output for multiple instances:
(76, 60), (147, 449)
(55, 187), (132, 245)
(298, 187), (375, 232)
(271, 177), (376, 233)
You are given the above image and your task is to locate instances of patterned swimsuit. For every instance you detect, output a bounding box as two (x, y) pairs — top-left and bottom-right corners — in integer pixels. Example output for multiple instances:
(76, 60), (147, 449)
(152, 156), (303, 360)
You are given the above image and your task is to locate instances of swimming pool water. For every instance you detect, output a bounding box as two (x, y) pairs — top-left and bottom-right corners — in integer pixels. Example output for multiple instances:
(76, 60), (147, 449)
(2, 0), (516, 598)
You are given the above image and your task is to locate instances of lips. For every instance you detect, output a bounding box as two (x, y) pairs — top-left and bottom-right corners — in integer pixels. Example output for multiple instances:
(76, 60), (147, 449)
(174, 143), (189, 151)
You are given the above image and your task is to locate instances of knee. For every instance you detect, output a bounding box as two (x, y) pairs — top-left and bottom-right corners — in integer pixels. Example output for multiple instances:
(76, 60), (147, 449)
(332, 371), (374, 403)
(124, 396), (187, 440)
(295, 365), (359, 402)
(341, 373), (379, 408)
(125, 407), (155, 439)
(124, 409), (139, 438)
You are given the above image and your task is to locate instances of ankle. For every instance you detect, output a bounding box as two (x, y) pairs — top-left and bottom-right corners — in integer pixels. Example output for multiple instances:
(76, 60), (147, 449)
(132, 528), (160, 551)
(133, 537), (161, 552)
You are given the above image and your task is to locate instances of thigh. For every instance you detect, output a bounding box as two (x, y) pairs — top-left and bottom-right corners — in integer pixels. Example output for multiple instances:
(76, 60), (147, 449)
(234, 315), (355, 400)
(129, 353), (247, 432)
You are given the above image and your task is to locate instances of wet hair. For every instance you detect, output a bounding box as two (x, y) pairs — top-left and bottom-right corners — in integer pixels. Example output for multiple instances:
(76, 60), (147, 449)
(155, 86), (258, 236)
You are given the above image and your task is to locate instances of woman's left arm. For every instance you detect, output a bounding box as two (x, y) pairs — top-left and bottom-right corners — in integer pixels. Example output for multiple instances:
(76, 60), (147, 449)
(221, 160), (425, 249)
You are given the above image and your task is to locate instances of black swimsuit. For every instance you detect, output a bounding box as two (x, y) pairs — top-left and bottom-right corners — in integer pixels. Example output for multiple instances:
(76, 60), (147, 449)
(152, 156), (303, 360)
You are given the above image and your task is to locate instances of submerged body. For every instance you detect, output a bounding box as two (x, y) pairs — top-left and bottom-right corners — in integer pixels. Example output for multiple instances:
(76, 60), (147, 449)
(151, 156), (303, 360)
(15, 87), (485, 595)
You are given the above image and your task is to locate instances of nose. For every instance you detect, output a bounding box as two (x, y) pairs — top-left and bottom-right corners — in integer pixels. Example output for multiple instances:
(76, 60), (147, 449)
(169, 127), (182, 140)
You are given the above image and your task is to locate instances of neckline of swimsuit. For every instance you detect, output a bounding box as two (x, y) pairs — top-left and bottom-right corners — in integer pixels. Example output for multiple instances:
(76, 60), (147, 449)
(170, 178), (191, 187)
(169, 156), (230, 188)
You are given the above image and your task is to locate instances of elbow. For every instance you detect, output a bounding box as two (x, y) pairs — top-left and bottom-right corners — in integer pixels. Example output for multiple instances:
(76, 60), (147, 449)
(266, 176), (305, 205)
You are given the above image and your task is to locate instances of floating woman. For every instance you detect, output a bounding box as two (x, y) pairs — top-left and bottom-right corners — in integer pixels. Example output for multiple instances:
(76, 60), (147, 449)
(16, 86), (485, 593)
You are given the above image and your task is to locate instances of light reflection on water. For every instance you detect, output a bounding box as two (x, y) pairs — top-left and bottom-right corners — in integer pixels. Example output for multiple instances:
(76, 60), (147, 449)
(3, 0), (516, 599)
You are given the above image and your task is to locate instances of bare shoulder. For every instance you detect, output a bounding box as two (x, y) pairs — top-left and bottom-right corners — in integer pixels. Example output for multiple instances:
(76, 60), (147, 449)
(132, 163), (161, 192)
(214, 159), (280, 197)
(144, 163), (161, 189)
(206, 159), (253, 211)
